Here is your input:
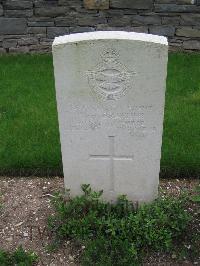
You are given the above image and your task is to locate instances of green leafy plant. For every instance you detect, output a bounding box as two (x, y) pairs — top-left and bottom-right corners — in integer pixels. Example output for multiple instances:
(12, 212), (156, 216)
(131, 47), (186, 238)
(48, 185), (191, 265)
(0, 246), (38, 266)
(191, 184), (200, 203)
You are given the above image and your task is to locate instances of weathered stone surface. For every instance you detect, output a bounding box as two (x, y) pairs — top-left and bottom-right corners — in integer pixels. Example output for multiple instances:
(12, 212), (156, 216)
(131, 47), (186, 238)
(9, 46), (29, 53)
(2, 39), (17, 48)
(131, 15), (161, 25)
(76, 8), (97, 15)
(149, 25), (175, 37)
(0, 4), (3, 16)
(0, 18), (27, 34)
(34, 0), (58, 8)
(0, 0), (199, 52)
(18, 37), (38, 46)
(108, 16), (131, 27)
(28, 17), (54, 22)
(39, 38), (53, 46)
(29, 44), (50, 51)
(55, 17), (77, 26)
(28, 17), (55, 27)
(28, 20), (54, 27)
(0, 48), (7, 53)
(176, 0), (195, 3)
(155, 0), (176, 3)
(155, 0), (194, 3)
(169, 37), (183, 44)
(27, 27), (46, 34)
(95, 24), (123, 31)
(77, 16), (106, 26)
(183, 40), (200, 50)
(180, 14), (200, 26)
(176, 27), (200, 37)
(155, 4), (200, 13)
(162, 16), (180, 25)
(102, 9), (124, 17)
(129, 26), (149, 33)
(47, 27), (69, 39)
(4, 0), (33, 10)
(4, 9), (33, 17)
(97, 26), (149, 33)
(52, 31), (168, 203)
(35, 7), (68, 17)
(110, 0), (153, 9)
(59, 0), (80, 8)
(169, 41), (183, 50)
(69, 26), (95, 33)
(84, 0), (109, 10)
(123, 10), (138, 15)
(3, 34), (27, 39)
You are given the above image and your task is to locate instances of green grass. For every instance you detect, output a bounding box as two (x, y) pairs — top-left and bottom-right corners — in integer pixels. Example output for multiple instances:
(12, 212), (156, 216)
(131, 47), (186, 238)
(161, 52), (200, 177)
(0, 54), (61, 175)
(0, 53), (199, 177)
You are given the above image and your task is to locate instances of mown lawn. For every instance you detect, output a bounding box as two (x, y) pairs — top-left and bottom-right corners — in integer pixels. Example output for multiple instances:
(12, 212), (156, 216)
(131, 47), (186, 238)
(161, 52), (200, 177)
(0, 54), (61, 174)
(0, 53), (199, 177)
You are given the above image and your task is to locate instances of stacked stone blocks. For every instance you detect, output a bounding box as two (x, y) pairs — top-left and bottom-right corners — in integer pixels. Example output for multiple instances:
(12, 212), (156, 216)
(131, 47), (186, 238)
(0, 0), (199, 53)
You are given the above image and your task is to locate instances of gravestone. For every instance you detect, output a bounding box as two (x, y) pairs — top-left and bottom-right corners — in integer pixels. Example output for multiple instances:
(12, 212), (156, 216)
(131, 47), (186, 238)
(52, 31), (168, 203)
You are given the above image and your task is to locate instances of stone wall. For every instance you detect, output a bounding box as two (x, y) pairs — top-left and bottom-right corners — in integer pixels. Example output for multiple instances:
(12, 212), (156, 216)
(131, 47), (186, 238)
(0, 0), (200, 53)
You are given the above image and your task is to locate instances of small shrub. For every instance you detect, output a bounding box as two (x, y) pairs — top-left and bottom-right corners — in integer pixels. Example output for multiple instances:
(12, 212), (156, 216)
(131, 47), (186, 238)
(0, 250), (10, 266)
(191, 184), (200, 203)
(81, 237), (139, 266)
(49, 184), (191, 265)
(0, 246), (38, 266)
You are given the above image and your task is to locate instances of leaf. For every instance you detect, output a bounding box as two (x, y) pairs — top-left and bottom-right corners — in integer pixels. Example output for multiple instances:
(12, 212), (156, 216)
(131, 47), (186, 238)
(191, 195), (200, 203)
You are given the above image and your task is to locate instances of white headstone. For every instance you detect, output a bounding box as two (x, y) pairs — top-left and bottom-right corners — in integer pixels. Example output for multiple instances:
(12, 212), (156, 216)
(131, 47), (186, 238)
(53, 31), (168, 203)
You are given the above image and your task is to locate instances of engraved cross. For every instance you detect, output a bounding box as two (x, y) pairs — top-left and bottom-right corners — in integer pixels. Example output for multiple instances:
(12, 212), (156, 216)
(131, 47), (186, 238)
(89, 136), (133, 191)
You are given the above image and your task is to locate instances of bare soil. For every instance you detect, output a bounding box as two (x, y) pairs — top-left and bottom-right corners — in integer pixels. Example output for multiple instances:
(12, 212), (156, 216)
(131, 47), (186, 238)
(0, 177), (199, 266)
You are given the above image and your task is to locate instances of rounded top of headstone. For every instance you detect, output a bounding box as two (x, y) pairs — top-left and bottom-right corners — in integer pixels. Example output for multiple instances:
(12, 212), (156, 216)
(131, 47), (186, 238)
(52, 31), (168, 48)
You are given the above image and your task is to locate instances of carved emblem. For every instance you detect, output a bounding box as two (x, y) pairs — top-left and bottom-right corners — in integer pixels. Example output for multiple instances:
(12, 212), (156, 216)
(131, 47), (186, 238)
(87, 48), (134, 101)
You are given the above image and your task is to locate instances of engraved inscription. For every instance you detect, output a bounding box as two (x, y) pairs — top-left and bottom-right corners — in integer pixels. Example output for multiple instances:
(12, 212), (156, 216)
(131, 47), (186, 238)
(89, 136), (133, 191)
(87, 48), (135, 101)
(65, 104), (153, 137)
